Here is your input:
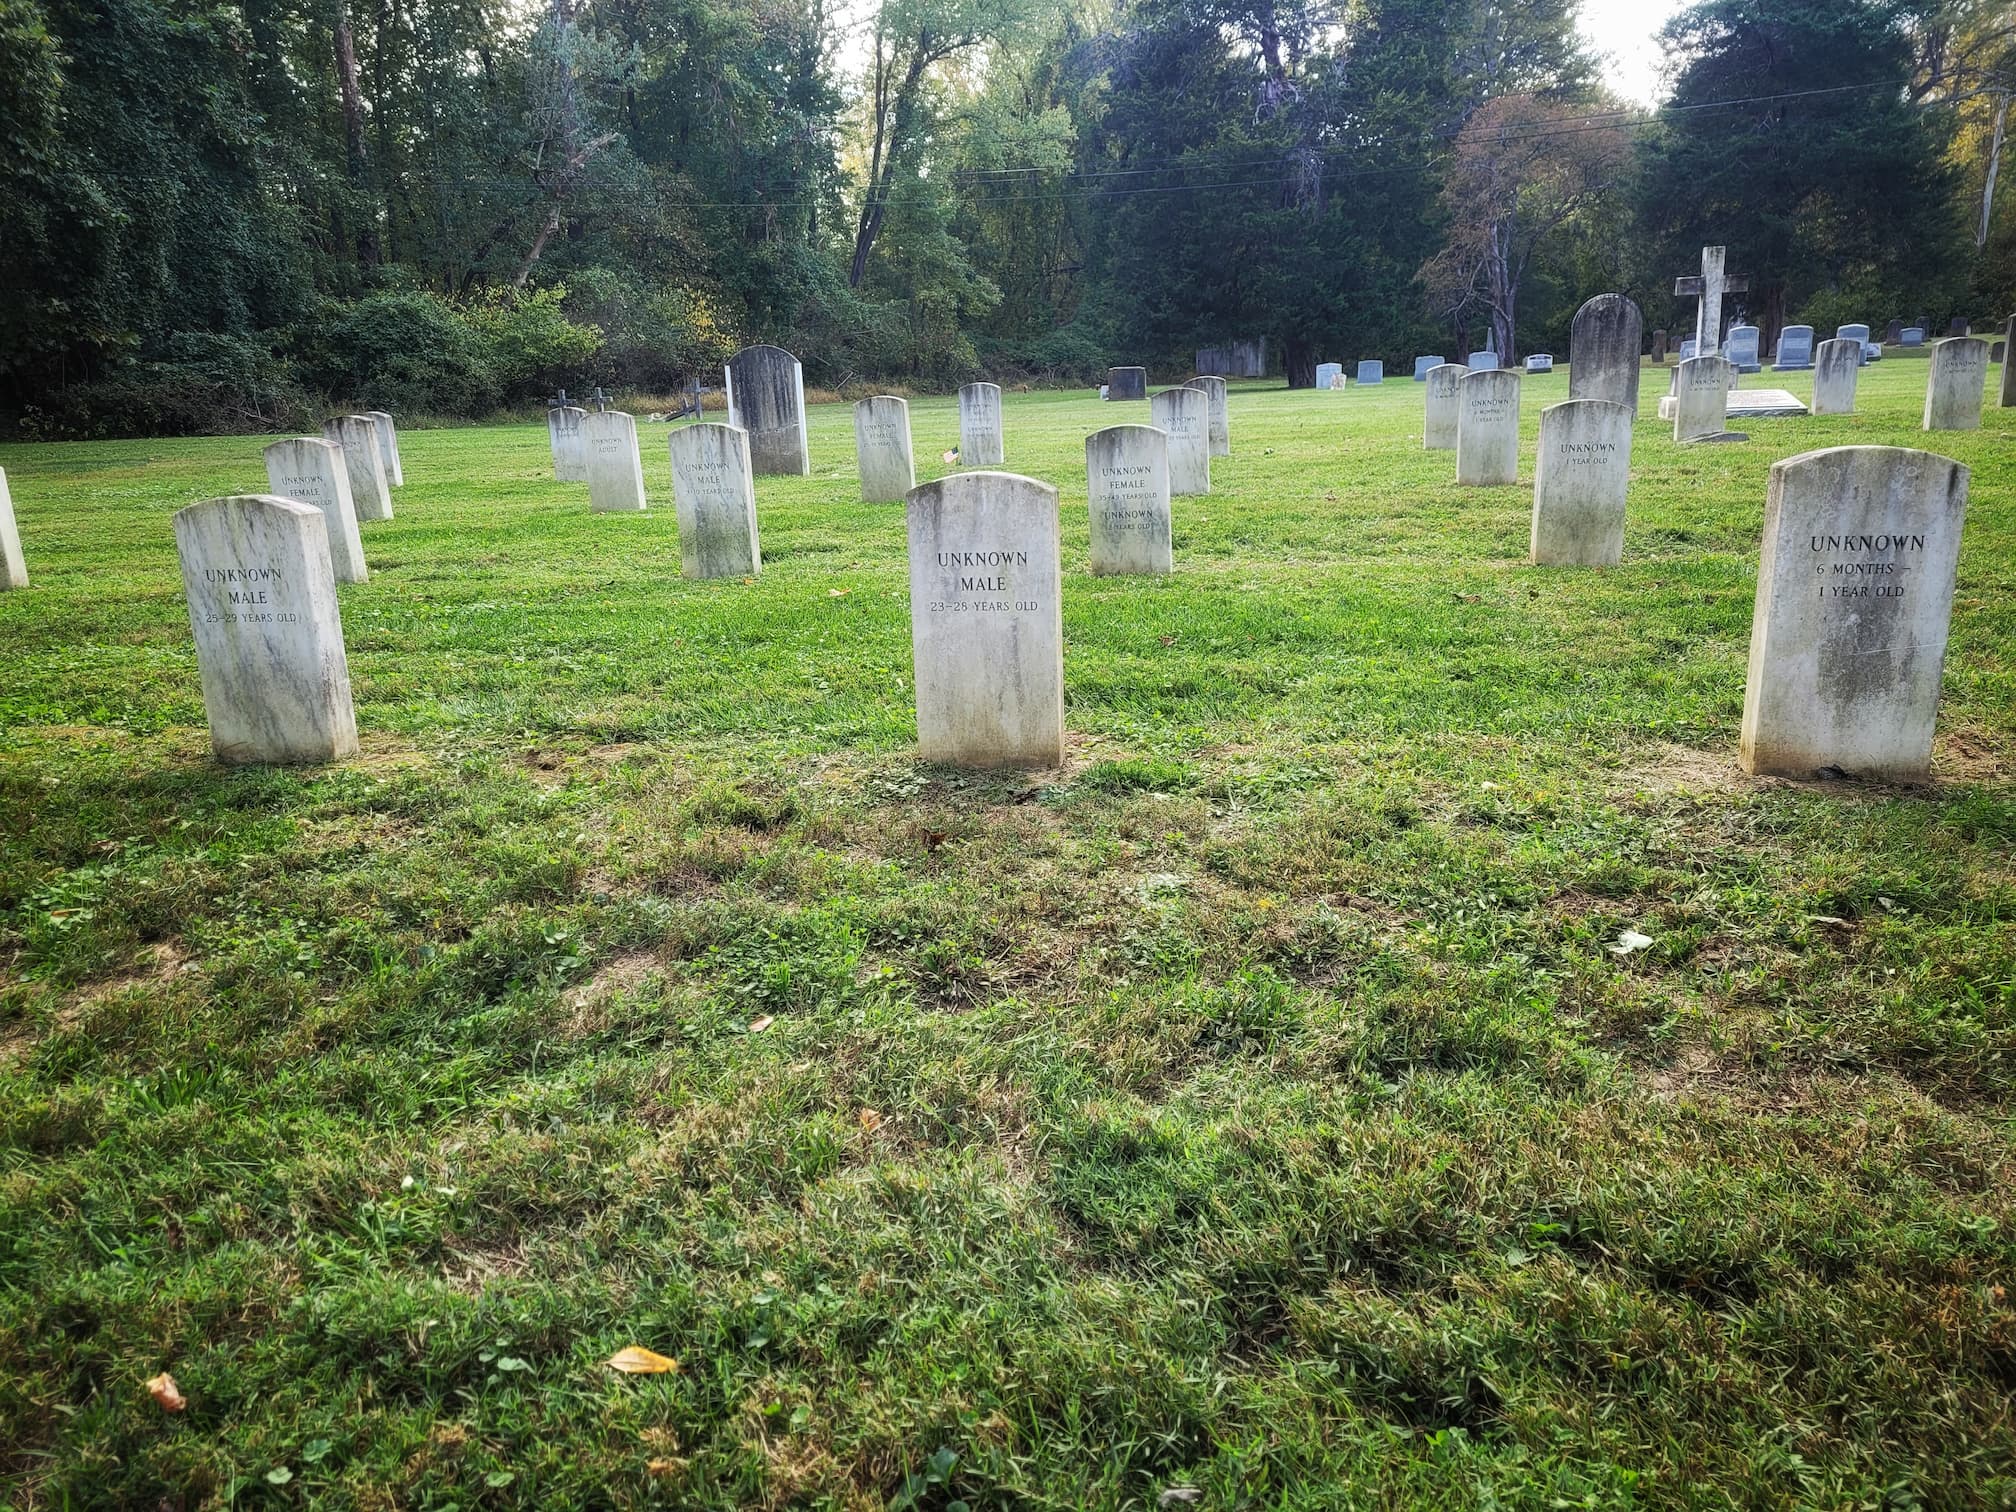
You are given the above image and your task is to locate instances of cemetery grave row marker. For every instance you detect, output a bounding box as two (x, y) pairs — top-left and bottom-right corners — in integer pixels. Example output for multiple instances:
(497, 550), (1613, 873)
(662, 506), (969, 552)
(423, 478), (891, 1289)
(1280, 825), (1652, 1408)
(1184, 375), (1231, 456)
(1923, 337), (1990, 431)
(323, 415), (392, 522)
(854, 396), (916, 503)
(669, 423), (761, 579)
(1531, 399), (1632, 567)
(1455, 369), (1520, 484)
(1086, 425), (1172, 576)
(584, 410), (648, 512)
(0, 468), (24, 589)
(264, 437), (368, 585)
(959, 382), (1005, 467)
(1150, 386), (1211, 495)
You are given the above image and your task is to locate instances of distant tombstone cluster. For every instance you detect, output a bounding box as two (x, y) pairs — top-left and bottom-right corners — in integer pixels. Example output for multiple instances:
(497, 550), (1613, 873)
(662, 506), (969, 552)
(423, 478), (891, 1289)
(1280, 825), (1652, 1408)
(9, 272), (2004, 785)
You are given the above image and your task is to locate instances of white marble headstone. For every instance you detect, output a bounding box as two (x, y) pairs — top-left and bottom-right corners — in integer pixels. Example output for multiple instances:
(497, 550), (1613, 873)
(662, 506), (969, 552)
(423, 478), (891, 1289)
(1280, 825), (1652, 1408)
(725, 345), (811, 475)
(1149, 386), (1210, 496)
(669, 423), (760, 578)
(1185, 375), (1230, 456)
(1086, 425), (1172, 576)
(1530, 399), (1633, 567)
(264, 437), (368, 584)
(1455, 369), (1520, 484)
(1568, 293), (1642, 410)
(1740, 445), (1969, 781)
(548, 406), (589, 481)
(1923, 337), (1989, 431)
(0, 468), (25, 590)
(322, 415), (392, 522)
(905, 471), (1063, 767)
(173, 495), (358, 765)
(958, 383), (1005, 467)
(583, 410), (648, 512)
(853, 396), (916, 503)
(1673, 356), (1732, 442)
(1423, 363), (1465, 450)
(363, 410), (403, 486)
(1812, 338), (1861, 415)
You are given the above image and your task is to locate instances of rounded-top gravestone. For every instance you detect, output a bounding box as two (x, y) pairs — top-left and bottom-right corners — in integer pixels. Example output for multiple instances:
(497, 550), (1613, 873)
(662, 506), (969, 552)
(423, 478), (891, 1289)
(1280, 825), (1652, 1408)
(1530, 399), (1633, 567)
(264, 437), (368, 585)
(549, 405), (589, 482)
(1423, 363), (1466, 450)
(1085, 425), (1172, 576)
(1184, 375), (1230, 456)
(1812, 338), (1861, 415)
(958, 383), (1005, 467)
(0, 468), (24, 590)
(1149, 386), (1211, 496)
(322, 415), (392, 522)
(583, 410), (648, 512)
(669, 423), (760, 579)
(363, 411), (403, 487)
(725, 345), (811, 475)
(1673, 355), (1733, 442)
(1923, 336), (1990, 431)
(1455, 368), (1520, 484)
(853, 396), (916, 503)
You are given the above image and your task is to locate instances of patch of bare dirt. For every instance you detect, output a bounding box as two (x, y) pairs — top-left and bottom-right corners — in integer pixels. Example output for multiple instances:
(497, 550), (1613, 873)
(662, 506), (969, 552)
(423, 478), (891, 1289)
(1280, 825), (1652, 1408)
(562, 949), (662, 1035)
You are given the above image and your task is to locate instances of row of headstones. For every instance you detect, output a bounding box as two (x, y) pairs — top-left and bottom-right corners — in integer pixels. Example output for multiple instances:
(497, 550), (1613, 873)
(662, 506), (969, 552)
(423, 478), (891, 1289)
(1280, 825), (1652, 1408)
(1313, 353), (1541, 390)
(180, 441), (1970, 782)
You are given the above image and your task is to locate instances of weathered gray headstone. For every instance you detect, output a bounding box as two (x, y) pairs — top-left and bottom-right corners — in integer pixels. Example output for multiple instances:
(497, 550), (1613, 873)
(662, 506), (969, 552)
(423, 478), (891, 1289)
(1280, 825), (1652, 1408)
(1149, 386), (1211, 496)
(1356, 360), (1384, 385)
(1901, 327), (1926, 347)
(1315, 362), (1343, 390)
(1107, 367), (1147, 401)
(264, 437), (367, 585)
(1455, 369), (1520, 485)
(1467, 350), (1500, 371)
(583, 410), (648, 512)
(669, 423), (760, 579)
(1812, 338), (1862, 415)
(724, 345), (811, 475)
(1680, 337), (1699, 361)
(1836, 324), (1872, 367)
(1413, 356), (1444, 380)
(173, 495), (358, 764)
(905, 472), (1063, 767)
(363, 411), (403, 487)
(548, 405), (589, 481)
(1923, 336), (1990, 431)
(1887, 319), (1903, 345)
(2003, 314), (2015, 407)
(1740, 445), (1969, 781)
(1650, 329), (1668, 363)
(958, 382), (1005, 466)
(1726, 325), (1761, 373)
(1185, 375), (1230, 456)
(1673, 355), (1733, 442)
(1567, 294), (1643, 410)
(1530, 399), (1633, 567)
(1423, 363), (1465, 450)
(322, 415), (392, 522)
(1086, 425), (1172, 576)
(1948, 317), (1970, 337)
(853, 396), (915, 503)
(1775, 325), (1814, 370)
(1195, 340), (1265, 377)
(0, 468), (24, 590)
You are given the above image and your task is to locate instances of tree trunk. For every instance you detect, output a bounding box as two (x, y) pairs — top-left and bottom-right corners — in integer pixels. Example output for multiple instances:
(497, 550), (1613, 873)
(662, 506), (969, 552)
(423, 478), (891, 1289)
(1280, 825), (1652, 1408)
(1283, 338), (1316, 389)
(334, 3), (377, 266)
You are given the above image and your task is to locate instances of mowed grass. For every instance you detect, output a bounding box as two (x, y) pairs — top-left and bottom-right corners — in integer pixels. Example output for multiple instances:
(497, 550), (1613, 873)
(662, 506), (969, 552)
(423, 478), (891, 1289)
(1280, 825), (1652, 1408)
(2, 359), (2015, 1509)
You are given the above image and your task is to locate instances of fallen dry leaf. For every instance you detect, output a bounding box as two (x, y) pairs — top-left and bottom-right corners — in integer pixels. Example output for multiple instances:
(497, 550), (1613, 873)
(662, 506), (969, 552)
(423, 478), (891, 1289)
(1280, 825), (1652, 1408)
(606, 1346), (680, 1375)
(749, 1015), (775, 1033)
(858, 1108), (885, 1132)
(146, 1372), (187, 1413)
(828, 587), (850, 598)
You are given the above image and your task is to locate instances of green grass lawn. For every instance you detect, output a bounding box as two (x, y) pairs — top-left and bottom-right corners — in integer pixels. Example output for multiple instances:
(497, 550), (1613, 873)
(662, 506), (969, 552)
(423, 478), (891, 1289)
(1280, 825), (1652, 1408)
(4, 360), (2016, 1509)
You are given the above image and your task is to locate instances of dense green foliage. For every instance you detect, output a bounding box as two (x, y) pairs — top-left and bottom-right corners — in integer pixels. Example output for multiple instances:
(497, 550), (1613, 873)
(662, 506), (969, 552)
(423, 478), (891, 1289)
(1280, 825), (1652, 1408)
(5, 362), (2016, 1505)
(0, 0), (2007, 432)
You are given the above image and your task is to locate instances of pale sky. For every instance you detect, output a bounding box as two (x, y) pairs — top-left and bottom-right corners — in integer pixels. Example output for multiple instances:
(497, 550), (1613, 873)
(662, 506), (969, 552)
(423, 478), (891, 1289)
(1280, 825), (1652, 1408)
(1580, 0), (1691, 105)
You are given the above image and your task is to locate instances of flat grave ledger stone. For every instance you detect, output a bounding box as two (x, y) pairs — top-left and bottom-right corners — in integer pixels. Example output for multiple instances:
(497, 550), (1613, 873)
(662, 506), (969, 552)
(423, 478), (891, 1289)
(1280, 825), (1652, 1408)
(959, 382), (1005, 467)
(1467, 350), (1501, 371)
(1413, 355), (1445, 380)
(853, 395), (916, 503)
(321, 415), (392, 522)
(173, 495), (358, 765)
(1923, 337), (1990, 431)
(1812, 338), (1861, 415)
(583, 410), (648, 512)
(1357, 360), (1385, 385)
(1674, 355), (1733, 443)
(1530, 399), (1633, 568)
(1107, 366), (1147, 401)
(1149, 386), (1211, 496)
(1525, 354), (1554, 373)
(1423, 363), (1465, 450)
(1184, 375), (1230, 456)
(364, 411), (403, 487)
(2003, 313), (2016, 407)
(549, 405), (589, 481)
(1726, 325), (1761, 373)
(1740, 445), (1968, 781)
(0, 468), (24, 590)
(1085, 425), (1173, 576)
(1901, 327), (1926, 347)
(905, 471), (1064, 768)
(669, 423), (761, 579)
(263, 437), (367, 585)
(724, 345), (811, 475)
(1836, 324), (1872, 366)
(1455, 369), (1520, 485)
(1727, 389), (1809, 419)
(1775, 325), (1814, 370)
(1315, 362), (1343, 390)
